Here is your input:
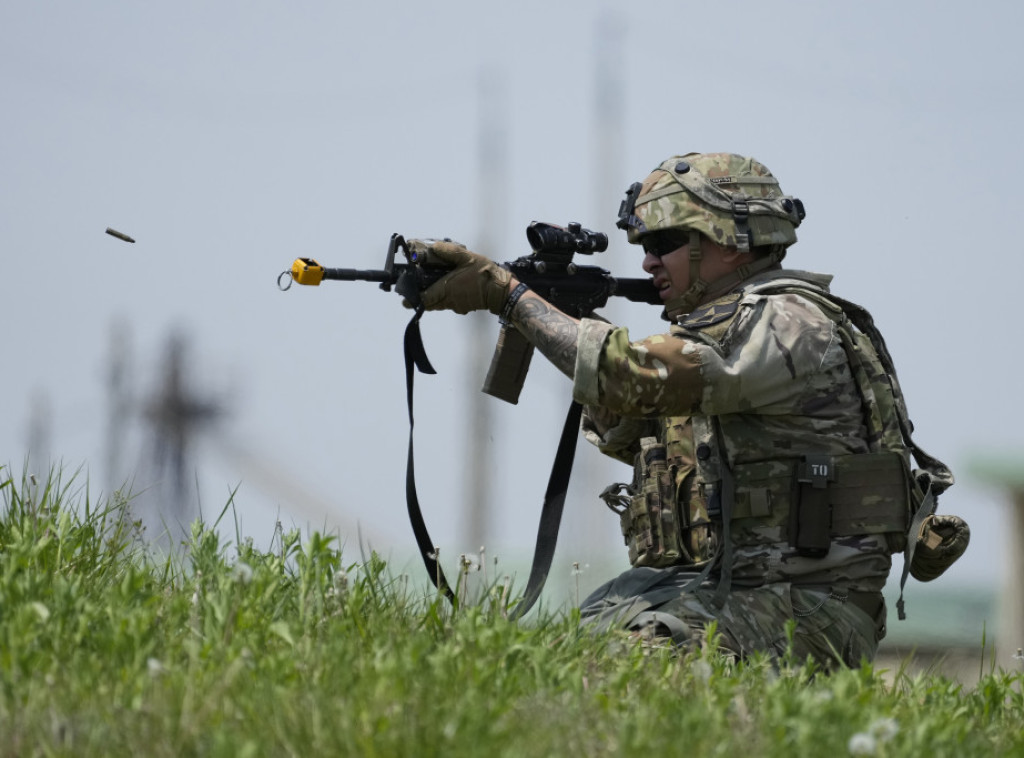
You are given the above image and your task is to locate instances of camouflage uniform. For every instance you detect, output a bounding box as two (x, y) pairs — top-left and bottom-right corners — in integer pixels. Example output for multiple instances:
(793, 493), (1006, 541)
(573, 268), (893, 667)
(406, 151), (965, 662)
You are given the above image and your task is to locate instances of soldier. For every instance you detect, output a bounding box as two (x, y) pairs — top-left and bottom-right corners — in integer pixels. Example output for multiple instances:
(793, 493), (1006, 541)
(411, 152), (967, 667)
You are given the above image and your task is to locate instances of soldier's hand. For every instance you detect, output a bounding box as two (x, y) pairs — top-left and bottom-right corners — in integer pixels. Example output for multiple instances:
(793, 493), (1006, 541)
(406, 239), (511, 315)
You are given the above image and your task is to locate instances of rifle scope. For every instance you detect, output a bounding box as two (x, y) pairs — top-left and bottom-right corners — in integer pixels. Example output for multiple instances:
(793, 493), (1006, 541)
(526, 222), (608, 255)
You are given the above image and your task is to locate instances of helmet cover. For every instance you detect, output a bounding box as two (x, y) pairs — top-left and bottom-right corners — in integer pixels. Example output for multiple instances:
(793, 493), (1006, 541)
(620, 152), (805, 252)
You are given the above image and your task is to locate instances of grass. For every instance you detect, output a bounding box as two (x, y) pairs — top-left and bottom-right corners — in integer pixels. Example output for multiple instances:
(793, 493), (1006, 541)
(1, 465), (1022, 757)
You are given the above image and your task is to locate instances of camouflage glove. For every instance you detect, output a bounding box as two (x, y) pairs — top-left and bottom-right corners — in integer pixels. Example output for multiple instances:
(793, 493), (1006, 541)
(406, 239), (511, 315)
(909, 514), (970, 582)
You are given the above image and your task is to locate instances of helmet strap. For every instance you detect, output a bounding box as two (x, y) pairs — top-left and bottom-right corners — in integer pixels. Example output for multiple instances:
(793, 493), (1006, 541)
(663, 230), (709, 319)
(663, 236), (784, 321)
(731, 195), (751, 253)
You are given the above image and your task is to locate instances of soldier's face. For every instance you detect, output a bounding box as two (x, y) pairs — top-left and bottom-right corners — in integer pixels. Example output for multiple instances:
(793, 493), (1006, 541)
(641, 232), (742, 303)
(641, 232), (695, 303)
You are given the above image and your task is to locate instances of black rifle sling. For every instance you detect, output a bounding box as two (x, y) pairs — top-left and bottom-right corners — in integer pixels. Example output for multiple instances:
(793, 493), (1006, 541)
(509, 399), (582, 621)
(403, 307), (579, 617)
(403, 306), (454, 602)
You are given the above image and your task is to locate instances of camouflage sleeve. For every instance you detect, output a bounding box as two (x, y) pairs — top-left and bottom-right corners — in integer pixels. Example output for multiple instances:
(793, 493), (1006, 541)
(572, 318), (704, 417)
(572, 318), (613, 406)
(572, 293), (847, 419)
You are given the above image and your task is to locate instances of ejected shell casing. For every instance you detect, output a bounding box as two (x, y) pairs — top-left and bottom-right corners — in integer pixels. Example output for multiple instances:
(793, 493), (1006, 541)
(105, 227), (136, 243)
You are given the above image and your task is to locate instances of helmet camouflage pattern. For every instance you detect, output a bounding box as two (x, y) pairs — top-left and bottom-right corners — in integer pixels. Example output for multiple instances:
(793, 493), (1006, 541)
(618, 152), (806, 253)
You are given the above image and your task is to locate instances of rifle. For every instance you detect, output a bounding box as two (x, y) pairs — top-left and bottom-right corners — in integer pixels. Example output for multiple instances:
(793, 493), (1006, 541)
(278, 221), (660, 404)
(277, 222), (659, 616)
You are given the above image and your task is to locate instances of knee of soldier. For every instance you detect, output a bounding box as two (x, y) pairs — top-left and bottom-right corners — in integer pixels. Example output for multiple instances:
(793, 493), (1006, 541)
(789, 587), (881, 668)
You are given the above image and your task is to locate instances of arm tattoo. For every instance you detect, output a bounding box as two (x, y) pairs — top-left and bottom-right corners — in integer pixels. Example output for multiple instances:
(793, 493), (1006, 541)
(510, 293), (580, 379)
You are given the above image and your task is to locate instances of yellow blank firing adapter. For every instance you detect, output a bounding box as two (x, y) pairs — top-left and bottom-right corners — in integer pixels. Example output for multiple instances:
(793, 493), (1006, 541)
(291, 257), (325, 286)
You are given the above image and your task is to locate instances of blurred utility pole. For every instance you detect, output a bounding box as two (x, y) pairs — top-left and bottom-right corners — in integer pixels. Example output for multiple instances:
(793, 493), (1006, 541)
(462, 67), (508, 558)
(105, 318), (133, 496)
(139, 330), (225, 545)
(25, 388), (52, 472)
(558, 12), (630, 581)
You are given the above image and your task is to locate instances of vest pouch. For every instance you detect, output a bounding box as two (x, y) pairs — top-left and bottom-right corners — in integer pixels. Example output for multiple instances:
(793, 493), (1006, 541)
(791, 455), (835, 558)
(909, 514), (970, 581)
(622, 438), (693, 568)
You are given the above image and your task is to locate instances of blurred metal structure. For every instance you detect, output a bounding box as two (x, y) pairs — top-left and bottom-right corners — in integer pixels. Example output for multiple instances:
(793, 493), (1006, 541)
(139, 330), (225, 541)
(462, 66), (507, 555)
(25, 388), (52, 471)
(967, 457), (1024, 669)
(557, 12), (631, 573)
(104, 318), (133, 495)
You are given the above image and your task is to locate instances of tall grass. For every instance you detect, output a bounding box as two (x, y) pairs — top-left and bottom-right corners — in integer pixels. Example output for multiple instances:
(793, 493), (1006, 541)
(1, 465), (1021, 757)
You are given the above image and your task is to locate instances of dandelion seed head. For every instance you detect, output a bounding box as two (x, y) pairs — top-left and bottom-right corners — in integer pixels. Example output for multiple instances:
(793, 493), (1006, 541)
(692, 659), (713, 683)
(869, 717), (899, 742)
(848, 732), (876, 755)
(232, 562), (254, 584)
(334, 570), (349, 591)
(571, 562), (590, 576)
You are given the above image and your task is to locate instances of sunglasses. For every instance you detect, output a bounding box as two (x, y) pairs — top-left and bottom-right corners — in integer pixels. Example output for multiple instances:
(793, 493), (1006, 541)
(640, 230), (691, 258)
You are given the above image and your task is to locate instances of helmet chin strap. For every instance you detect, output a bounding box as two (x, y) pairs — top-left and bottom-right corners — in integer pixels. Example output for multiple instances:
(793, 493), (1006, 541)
(662, 230), (708, 320)
(662, 231), (783, 321)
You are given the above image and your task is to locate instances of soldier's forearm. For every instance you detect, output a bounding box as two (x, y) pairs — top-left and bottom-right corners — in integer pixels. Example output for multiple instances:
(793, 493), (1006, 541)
(508, 289), (580, 379)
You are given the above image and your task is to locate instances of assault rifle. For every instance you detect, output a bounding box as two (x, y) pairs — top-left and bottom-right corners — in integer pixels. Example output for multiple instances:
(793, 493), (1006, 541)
(278, 221), (659, 616)
(278, 221), (660, 404)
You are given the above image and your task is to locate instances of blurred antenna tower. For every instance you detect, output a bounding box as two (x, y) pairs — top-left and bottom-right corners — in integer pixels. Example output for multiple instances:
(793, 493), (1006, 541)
(462, 66), (508, 556)
(137, 330), (226, 547)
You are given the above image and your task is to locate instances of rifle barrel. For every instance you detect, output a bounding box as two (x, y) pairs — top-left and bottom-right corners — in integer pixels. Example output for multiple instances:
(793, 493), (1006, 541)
(321, 268), (396, 283)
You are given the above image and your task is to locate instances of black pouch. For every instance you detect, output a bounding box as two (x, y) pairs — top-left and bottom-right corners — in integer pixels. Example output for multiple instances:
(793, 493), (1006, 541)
(791, 455), (834, 558)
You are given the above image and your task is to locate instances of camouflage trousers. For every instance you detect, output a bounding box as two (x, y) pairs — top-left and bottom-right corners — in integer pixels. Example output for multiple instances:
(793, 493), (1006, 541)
(579, 566), (885, 669)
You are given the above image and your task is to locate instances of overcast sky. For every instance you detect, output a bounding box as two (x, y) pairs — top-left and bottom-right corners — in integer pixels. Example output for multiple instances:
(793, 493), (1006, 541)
(3, 2), (1022, 634)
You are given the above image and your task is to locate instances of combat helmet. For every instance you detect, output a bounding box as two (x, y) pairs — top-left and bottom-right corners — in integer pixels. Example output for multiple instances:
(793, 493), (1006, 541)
(617, 152), (806, 318)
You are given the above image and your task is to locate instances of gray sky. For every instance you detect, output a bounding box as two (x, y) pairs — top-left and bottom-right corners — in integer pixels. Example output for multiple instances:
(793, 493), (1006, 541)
(3, 2), (1021, 623)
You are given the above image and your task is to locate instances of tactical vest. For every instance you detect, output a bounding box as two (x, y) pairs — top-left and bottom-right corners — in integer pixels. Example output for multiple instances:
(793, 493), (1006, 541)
(606, 275), (958, 595)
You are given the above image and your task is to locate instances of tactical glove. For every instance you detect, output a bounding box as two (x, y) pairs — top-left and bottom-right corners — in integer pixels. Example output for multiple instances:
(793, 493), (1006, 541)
(406, 239), (511, 315)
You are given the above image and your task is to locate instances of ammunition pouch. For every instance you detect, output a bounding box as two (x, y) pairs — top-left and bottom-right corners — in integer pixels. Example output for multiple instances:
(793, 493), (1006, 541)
(605, 448), (925, 570)
(600, 437), (710, 568)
